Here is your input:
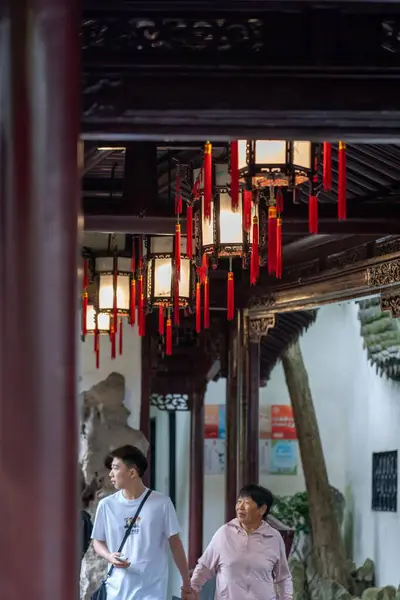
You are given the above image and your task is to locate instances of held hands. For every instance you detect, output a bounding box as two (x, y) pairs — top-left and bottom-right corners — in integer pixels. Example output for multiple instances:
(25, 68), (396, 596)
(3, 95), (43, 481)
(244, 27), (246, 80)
(181, 585), (197, 600)
(108, 552), (131, 568)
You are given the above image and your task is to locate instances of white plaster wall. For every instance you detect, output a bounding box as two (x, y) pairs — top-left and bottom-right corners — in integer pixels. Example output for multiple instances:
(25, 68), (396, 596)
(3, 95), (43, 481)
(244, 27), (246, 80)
(79, 302), (400, 592)
(79, 319), (142, 428)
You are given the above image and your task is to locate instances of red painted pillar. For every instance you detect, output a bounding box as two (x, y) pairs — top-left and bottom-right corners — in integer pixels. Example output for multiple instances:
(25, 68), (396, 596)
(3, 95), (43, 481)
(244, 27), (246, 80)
(0, 1), (80, 599)
(240, 315), (260, 487)
(189, 388), (205, 569)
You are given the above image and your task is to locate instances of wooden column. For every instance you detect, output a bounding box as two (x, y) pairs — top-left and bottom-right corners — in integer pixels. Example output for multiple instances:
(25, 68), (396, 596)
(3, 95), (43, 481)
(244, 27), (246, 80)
(0, 1), (80, 599)
(239, 314), (260, 487)
(140, 327), (151, 486)
(225, 322), (239, 522)
(189, 387), (205, 569)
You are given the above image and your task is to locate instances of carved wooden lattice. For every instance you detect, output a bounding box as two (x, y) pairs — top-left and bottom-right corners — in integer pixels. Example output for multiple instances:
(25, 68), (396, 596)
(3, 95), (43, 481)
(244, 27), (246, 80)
(372, 450), (398, 512)
(150, 393), (189, 411)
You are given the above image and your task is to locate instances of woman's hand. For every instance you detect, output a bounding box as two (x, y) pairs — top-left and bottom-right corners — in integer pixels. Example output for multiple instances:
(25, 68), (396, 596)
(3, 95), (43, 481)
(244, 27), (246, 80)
(108, 552), (131, 568)
(181, 585), (197, 600)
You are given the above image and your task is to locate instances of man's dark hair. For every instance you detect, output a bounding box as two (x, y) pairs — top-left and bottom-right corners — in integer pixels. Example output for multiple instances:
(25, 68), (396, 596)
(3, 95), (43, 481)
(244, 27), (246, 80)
(238, 484), (274, 520)
(105, 445), (148, 478)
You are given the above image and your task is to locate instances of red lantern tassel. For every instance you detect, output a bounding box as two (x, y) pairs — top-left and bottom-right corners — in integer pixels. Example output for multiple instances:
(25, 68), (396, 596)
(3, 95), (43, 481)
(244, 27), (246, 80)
(196, 282), (201, 334)
(141, 295), (146, 337)
(227, 272), (235, 321)
(200, 253), (208, 285)
(174, 279), (180, 326)
(158, 306), (165, 336)
(186, 205), (193, 259)
(175, 223), (181, 280)
(243, 190), (252, 233)
(276, 218), (283, 279)
(276, 188), (284, 214)
(338, 141), (347, 220)
(130, 239), (136, 326)
(203, 141), (212, 222)
(250, 215), (259, 285)
(110, 320), (116, 359)
(130, 278), (136, 327)
(204, 276), (210, 329)
(323, 142), (332, 191)
(268, 207), (277, 276)
(230, 141), (239, 211)
(82, 292), (88, 337)
(138, 275), (145, 337)
(119, 319), (123, 355)
(113, 257), (118, 331)
(166, 318), (172, 356)
(309, 195), (318, 234)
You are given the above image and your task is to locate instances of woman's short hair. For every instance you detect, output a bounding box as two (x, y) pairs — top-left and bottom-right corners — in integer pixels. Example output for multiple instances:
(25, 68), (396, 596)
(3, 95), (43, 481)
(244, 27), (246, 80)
(105, 444), (148, 478)
(238, 484), (274, 520)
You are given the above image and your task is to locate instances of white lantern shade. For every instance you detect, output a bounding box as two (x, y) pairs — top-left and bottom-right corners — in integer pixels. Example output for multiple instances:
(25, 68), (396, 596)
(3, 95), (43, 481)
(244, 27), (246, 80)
(95, 256), (131, 312)
(202, 199), (214, 247)
(153, 258), (173, 297)
(86, 305), (110, 332)
(293, 141), (312, 170)
(255, 140), (286, 165)
(219, 192), (243, 245)
(179, 258), (191, 298)
(98, 274), (130, 311)
(238, 140), (247, 170)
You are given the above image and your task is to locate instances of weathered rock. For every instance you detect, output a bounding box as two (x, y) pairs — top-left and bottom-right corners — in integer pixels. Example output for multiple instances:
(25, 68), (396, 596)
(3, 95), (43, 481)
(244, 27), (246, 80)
(362, 587), (397, 600)
(79, 372), (149, 600)
(351, 559), (375, 596)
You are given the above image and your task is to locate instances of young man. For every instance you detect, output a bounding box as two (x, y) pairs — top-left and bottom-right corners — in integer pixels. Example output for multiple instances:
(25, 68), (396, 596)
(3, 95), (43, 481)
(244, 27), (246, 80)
(92, 444), (193, 600)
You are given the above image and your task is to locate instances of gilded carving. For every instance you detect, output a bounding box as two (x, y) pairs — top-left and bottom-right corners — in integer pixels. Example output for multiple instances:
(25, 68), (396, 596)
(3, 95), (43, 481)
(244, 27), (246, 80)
(249, 314), (276, 343)
(380, 293), (400, 318)
(248, 295), (276, 311)
(367, 259), (400, 287)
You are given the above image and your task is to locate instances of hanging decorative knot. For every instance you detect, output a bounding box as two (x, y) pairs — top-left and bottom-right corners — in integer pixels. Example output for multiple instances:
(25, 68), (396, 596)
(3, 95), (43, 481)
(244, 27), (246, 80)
(243, 189), (252, 233)
(196, 281), (201, 334)
(268, 206), (277, 276)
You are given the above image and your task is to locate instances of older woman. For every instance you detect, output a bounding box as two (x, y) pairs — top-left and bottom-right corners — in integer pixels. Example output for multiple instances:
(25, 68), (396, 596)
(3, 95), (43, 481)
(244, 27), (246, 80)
(190, 484), (293, 600)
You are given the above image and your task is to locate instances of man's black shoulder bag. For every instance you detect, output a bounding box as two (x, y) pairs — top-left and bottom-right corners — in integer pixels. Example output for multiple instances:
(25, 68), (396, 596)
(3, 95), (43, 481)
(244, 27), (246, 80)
(91, 489), (152, 600)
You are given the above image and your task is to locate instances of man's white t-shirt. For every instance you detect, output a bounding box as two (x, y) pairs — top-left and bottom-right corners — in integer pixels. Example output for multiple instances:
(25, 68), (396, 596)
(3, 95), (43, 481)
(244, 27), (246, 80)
(92, 488), (181, 600)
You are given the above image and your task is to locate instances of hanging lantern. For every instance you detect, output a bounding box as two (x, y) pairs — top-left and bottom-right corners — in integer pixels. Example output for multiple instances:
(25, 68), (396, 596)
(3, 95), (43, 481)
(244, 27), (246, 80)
(86, 304), (111, 334)
(194, 162), (259, 266)
(95, 255), (132, 317)
(237, 140), (317, 189)
(146, 235), (195, 353)
(85, 304), (111, 369)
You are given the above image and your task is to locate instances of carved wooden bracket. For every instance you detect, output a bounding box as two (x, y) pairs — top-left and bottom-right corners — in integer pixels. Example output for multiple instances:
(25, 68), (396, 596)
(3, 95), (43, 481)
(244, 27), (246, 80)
(380, 292), (400, 318)
(367, 259), (400, 287)
(249, 254), (400, 316)
(249, 314), (276, 343)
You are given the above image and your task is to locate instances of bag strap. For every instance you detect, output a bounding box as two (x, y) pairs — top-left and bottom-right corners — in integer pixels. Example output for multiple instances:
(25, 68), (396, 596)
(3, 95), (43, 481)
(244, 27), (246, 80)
(105, 489), (151, 582)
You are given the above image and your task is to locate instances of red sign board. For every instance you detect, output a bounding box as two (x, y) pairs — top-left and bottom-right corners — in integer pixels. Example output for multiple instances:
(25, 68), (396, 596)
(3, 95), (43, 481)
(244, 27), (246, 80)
(271, 405), (297, 440)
